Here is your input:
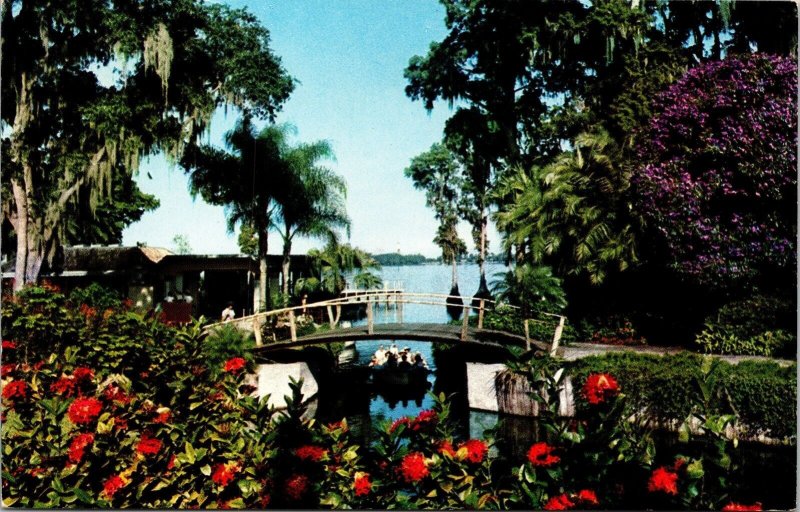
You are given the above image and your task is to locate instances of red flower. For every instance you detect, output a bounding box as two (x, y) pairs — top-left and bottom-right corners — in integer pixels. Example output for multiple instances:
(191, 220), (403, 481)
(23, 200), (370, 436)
(460, 439), (488, 464)
(411, 409), (437, 431)
(673, 457), (687, 471)
(327, 420), (348, 432)
(67, 433), (95, 463)
(583, 373), (620, 405)
(353, 473), (372, 497)
(28, 467), (46, 477)
(722, 502), (763, 511)
(79, 303), (97, 319)
(73, 367), (94, 382)
(285, 473), (309, 500)
(102, 475), (126, 499)
(577, 489), (599, 505)
(1, 364), (16, 376)
(527, 442), (560, 467)
(211, 462), (239, 487)
(294, 445), (327, 462)
(167, 454), (176, 470)
(153, 409), (171, 424)
(2, 380), (28, 400)
(258, 493), (271, 508)
(2, 340), (16, 350)
(438, 440), (456, 457)
(544, 494), (575, 511)
(67, 397), (103, 424)
(399, 452), (429, 483)
(136, 434), (162, 456)
(114, 417), (128, 430)
(51, 377), (76, 396)
(103, 384), (131, 404)
(223, 357), (246, 374)
(389, 417), (411, 433)
(648, 466), (679, 495)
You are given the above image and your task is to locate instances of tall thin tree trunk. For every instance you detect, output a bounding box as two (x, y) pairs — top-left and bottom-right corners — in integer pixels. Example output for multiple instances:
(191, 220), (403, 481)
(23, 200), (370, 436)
(11, 179), (28, 291)
(451, 252), (458, 288)
(258, 228), (269, 312)
(281, 227), (292, 297)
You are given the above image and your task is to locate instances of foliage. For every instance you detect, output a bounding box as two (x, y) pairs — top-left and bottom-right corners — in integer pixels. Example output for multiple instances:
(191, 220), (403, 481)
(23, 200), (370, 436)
(68, 284), (124, 311)
(2, 0), (294, 287)
(576, 315), (647, 346)
(370, 253), (431, 266)
(202, 325), (256, 379)
(171, 235), (192, 255)
(297, 243), (381, 298)
(568, 352), (796, 441)
(634, 53), (797, 287)
(491, 264), (567, 316)
(694, 295), (796, 357)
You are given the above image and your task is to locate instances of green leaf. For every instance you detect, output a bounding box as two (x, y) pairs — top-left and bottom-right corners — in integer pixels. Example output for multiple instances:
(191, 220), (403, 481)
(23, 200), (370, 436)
(200, 465), (211, 476)
(185, 442), (196, 464)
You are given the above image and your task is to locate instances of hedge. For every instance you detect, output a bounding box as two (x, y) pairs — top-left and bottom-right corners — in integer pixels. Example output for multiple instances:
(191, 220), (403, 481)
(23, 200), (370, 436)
(566, 352), (796, 441)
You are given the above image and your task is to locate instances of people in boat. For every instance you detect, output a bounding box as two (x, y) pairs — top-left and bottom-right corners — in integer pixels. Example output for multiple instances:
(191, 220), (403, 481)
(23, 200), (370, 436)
(375, 345), (386, 365)
(369, 355), (379, 367)
(389, 343), (399, 356)
(386, 352), (398, 369)
(398, 354), (411, 370)
(413, 353), (428, 370)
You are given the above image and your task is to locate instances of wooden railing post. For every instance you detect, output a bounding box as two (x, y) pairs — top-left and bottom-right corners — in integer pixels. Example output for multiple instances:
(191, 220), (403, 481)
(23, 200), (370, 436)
(550, 316), (566, 356)
(335, 305), (341, 327)
(326, 305), (335, 328)
(289, 310), (297, 342)
(253, 315), (262, 346)
(461, 306), (469, 341)
(524, 319), (530, 351)
(478, 299), (485, 329)
(367, 299), (374, 335)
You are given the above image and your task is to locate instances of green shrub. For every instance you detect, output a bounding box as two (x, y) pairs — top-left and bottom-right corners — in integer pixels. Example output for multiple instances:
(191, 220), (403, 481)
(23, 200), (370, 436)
(568, 353), (796, 441)
(68, 283), (123, 310)
(479, 305), (577, 344)
(203, 323), (256, 377)
(694, 295), (796, 357)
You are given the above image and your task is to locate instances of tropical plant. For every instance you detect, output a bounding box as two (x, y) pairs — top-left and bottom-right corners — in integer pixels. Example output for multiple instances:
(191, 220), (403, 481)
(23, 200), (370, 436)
(183, 119), (294, 311)
(273, 134), (350, 296)
(491, 264), (567, 316)
(296, 243), (381, 298)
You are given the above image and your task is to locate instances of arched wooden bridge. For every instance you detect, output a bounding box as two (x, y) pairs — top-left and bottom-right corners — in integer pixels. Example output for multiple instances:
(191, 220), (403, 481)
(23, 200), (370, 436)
(203, 290), (567, 356)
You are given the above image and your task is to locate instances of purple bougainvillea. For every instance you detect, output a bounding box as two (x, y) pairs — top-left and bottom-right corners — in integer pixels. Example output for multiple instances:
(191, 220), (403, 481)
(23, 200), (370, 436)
(634, 53), (797, 285)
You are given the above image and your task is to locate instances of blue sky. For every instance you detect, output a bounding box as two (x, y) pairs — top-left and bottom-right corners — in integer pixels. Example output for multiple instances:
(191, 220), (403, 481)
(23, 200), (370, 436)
(122, 0), (500, 257)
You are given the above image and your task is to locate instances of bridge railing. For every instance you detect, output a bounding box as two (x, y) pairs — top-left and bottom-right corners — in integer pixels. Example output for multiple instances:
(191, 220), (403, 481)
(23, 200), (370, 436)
(204, 290), (566, 355)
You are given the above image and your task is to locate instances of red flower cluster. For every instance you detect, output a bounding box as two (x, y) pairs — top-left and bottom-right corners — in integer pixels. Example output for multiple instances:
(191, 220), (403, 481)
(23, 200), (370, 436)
(353, 473), (372, 497)
(2, 380), (28, 400)
(136, 434), (162, 456)
(543, 490), (599, 511)
(103, 384), (132, 404)
(79, 303), (97, 319)
(152, 409), (171, 424)
(294, 445), (328, 462)
(389, 417), (411, 433)
(212, 462), (239, 487)
(72, 367), (94, 382)
(460, 439), (488, 464)
(583, 373), (620, 405)
(544, 494), (575, 510)
(399, 452), (429, 483)
(438, 440), (456, 457)
(223, 357), (246, 374)
(51, 377), (77, 396)
(527, 442), (560, 467)
(67, 398), (103, 424)
(411, 409), (437, 431)
(102, 475), (125, 499)
(1, 364), (16, 376)
(285, 473), (310, 500)
(67, 433), (95, 463)
(722, 502), (763, 511)
(2, 340), (16, 350)
(647, 466), (679, 495)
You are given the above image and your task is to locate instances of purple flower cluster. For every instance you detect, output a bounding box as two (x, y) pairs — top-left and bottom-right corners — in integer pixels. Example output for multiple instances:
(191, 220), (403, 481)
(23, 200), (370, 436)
(633, 53), (797, 284)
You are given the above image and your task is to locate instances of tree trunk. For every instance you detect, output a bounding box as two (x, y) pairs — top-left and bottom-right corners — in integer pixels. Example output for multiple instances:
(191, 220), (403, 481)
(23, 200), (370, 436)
(478, 209), (487, 285)
(281, 228), (292, 297)
(11, 179), (28, 291)
(451, 252), (458, 288)
(258, 228), (270, 312)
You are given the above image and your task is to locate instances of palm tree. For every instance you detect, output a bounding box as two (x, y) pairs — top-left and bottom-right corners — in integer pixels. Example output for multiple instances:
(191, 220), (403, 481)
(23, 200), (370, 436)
(491, 263), (567, 317)
(182, 117), (293, 311)
(496, 129), (640, 285)
(296, 242), (381, 299)
(273, 138), (350, 297)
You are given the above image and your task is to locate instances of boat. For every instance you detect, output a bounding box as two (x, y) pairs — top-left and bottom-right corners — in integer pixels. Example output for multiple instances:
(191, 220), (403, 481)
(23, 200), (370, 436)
(370, 365), (430, 387)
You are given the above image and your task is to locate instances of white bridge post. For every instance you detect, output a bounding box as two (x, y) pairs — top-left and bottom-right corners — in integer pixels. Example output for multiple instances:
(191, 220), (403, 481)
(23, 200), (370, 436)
(524, 319), (530, 351)
(478, 299), (485, 329)
(289, 310), (297, 342)
(550, 316), (566, 356)
(461, 305), (469, 341)
(367, 298), (374, 334)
